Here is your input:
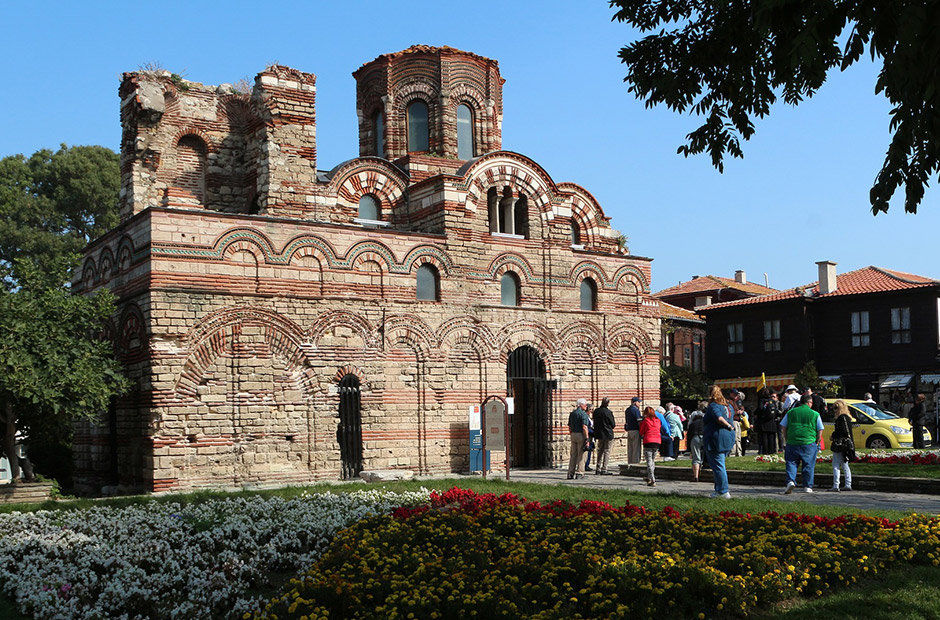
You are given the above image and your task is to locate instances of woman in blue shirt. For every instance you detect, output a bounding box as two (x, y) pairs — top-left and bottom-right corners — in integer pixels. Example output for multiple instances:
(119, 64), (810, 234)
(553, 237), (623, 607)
(703, 385), (737, 499)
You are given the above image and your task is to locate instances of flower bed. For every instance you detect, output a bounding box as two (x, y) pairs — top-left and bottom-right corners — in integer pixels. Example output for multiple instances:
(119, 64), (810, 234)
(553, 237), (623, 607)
(0, 489), (430, 620)
(844, 449), (940, 465)
(754, 449), (940, 465)
(254, 488), (940, 619)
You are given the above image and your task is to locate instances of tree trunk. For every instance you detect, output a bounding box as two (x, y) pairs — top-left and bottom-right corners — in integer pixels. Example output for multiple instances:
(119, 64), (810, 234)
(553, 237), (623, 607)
(2, 402), (19, 481)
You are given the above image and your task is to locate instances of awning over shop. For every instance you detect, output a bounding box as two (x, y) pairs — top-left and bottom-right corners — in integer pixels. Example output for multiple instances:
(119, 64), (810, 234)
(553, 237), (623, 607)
(920, 374), (940, 385)
(713, 374), (795, 390)
(881, 374), (913, 389)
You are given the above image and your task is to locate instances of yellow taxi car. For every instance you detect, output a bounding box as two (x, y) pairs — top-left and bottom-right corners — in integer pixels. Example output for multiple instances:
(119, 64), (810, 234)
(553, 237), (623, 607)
(822, 398), (931, 449)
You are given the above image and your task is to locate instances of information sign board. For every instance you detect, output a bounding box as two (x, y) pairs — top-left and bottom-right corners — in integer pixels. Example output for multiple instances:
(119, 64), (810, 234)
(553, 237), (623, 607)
(484, 399), (506, 451)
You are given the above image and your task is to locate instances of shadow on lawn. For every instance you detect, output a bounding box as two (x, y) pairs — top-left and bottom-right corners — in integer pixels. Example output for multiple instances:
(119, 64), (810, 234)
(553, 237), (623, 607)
(754, 565), (940, 620)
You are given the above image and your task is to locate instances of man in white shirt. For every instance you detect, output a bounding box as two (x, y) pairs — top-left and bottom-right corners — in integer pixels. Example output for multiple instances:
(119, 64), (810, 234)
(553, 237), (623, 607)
(782, 385), (801, 411)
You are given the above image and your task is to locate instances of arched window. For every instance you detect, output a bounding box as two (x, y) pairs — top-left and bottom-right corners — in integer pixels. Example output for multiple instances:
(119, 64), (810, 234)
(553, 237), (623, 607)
(457, 104), (474, 160)
(374, 111), (385, 158)
(580, 278), (597, 311)
(407, 100), (429, 152)
(488, 187), (528, 238)
(570, 222), (581, 246)
(358, 194), (380, 221)
(487, 187), (499, 234)
(501, 272), (520, 307)
(416, 264), (440, 301)
(513, 194), (529, 238)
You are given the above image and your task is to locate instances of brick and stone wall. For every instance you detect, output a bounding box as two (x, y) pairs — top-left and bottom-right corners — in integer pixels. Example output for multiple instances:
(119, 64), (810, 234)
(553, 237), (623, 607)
(75, 46), (659, 495)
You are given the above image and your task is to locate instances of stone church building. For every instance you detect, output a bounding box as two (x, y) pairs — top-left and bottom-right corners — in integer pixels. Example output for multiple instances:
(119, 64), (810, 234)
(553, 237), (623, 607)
(74, 46), (659, 494)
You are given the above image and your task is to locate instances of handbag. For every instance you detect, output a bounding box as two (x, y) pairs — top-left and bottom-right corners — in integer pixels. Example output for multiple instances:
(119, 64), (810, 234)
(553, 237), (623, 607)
(830, 437), (849, 453)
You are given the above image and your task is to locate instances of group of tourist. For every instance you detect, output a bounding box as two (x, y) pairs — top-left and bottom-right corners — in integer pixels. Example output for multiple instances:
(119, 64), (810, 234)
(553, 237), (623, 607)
(567, 385), (863, 497)
(566, 397), (618, 479)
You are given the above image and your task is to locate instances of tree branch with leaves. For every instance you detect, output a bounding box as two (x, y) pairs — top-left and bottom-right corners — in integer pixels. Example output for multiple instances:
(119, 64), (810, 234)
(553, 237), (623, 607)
(0, 261), (128, 480)
(611, 0), (940, 214)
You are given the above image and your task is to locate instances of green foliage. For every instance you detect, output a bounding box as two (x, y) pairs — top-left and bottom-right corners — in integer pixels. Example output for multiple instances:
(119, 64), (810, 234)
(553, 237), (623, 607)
(660, 363), (709, 399)
(610, 0), (940, 214)
(0, 144), (119, 287)
(795, 360), (843, 397)
(0, 264), (129, 450)
(170, 73), (191, 92)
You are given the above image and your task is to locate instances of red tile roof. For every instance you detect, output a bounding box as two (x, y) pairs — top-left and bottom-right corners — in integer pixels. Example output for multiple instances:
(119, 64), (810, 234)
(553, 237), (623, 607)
(703, 266), (940, 310)
(658, 301), (705, 322)
(653, 275), (777, 298)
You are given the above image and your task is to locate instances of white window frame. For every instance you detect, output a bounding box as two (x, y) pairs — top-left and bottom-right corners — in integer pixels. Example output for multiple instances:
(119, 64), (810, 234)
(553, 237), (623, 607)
(763, 319), (781, 352)
(891, 307), (911, 344)
(851, 311), (870, 347)
(727, 323), (743, 354)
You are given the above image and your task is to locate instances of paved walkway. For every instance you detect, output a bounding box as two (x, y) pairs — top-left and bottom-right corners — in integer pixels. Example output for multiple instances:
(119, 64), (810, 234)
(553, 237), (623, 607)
(500, 466), (940, 515)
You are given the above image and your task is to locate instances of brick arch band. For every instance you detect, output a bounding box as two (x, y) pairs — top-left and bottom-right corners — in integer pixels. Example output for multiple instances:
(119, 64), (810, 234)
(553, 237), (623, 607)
(175, 307), (311, 400)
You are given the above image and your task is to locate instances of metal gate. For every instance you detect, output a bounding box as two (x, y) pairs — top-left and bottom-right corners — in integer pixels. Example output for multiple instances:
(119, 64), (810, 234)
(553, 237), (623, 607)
(337, 374), (363, 480)
(507, 346), (555, 468)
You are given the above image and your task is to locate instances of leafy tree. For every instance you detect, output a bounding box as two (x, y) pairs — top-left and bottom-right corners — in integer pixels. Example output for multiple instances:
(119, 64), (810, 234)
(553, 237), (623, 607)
(610, 0), (940, 214)
(0, 261), (128, 480)
(660, 364), (710, 400)
(0, 144), (119, 286)
(794, 360), (843, 398)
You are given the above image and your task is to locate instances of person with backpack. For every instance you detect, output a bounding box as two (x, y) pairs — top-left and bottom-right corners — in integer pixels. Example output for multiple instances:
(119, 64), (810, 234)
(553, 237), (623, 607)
(827, 399), (855, 492)
(703, 385), (736, 499)
(640, 406), (662, 487)
(623, 397), (643, 467)
(687, 402), (706, 482)
(665, 406), (684, 461)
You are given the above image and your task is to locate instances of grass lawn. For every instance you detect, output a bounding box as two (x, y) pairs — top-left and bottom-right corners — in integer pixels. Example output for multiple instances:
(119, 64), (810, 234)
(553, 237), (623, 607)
(2, 479), (938, 619)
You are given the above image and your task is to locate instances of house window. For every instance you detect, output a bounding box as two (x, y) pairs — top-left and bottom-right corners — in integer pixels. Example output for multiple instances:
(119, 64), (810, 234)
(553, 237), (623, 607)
(374, 111), (385, 158)
(662, 331), (674, 366)
(407, 100), (429, 152)
(891, 307), (911, 343)
(727, 323), (743, 354)
(358, 195), (380, 221)
(500, 272), (520, 306)
(692, 335), (703, 371)
(579, 278), (597, 311)
(851, 311), (870, 347)
(457, 104), (474, 160)
(763, 320), (781, 352)
(683, 346), (692, 368)
(416, 264), (440, 301)
(570, 222), (581, 246)
(487, 187), (528, 238)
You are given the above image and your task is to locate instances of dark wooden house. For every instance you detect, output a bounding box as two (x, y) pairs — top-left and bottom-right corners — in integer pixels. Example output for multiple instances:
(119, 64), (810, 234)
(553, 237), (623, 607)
(700, 262), (940, 409)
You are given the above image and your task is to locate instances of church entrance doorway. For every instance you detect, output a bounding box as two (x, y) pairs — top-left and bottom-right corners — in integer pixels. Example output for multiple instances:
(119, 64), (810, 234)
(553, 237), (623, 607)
(507, 346), (554, 468)
(337, 374), (363, 480)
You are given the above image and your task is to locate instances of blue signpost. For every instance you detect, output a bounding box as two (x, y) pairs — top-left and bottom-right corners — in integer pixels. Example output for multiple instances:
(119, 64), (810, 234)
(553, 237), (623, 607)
(469, 429), (490, 474)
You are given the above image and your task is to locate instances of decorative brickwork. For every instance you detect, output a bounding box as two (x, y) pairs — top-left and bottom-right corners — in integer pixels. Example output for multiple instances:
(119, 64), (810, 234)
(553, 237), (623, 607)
(75, 47), (659, 494)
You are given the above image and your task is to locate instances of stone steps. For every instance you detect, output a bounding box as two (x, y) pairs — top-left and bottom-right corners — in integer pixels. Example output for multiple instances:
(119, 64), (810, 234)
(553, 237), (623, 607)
(0, 482), (54, 504)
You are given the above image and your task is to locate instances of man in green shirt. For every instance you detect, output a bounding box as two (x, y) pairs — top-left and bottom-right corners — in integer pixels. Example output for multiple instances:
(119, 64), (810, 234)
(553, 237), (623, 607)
(780, 394), (824, 494)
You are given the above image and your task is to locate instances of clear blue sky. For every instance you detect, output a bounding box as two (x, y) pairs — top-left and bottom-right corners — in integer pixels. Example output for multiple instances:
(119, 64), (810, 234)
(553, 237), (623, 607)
(2, 1), (937, 292)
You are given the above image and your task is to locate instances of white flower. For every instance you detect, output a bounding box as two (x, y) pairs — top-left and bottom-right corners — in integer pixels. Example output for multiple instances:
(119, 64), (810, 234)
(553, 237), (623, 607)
(0, 488), (430, 619)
